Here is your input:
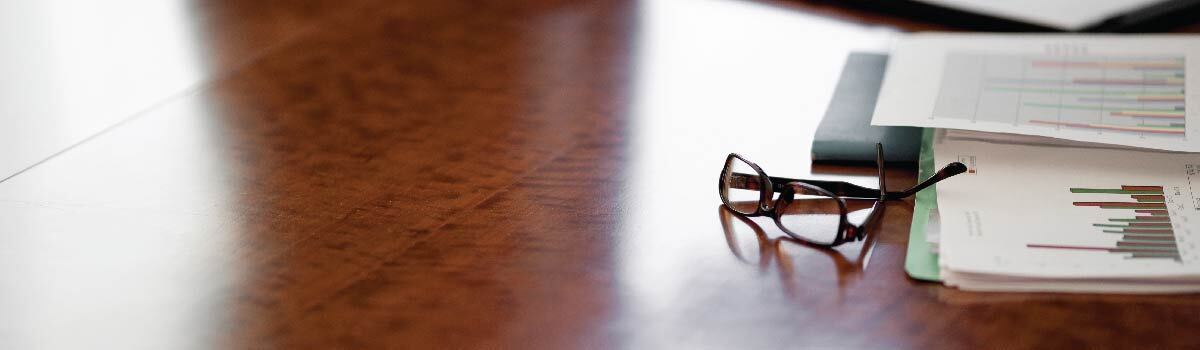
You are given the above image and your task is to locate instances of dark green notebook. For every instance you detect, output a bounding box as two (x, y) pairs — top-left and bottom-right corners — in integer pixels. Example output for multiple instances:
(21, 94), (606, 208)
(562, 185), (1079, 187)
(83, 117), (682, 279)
(812, 53), (921, 163)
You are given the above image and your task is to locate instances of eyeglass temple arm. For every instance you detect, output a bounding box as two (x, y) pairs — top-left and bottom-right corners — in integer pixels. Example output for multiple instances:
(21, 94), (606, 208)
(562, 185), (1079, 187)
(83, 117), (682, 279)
(728, 162), (966, 199)
(727, 173), (884, 199)
(777, 178), (883, 199)
(730, 173), (905, 199)
(883, 162), (967, 200)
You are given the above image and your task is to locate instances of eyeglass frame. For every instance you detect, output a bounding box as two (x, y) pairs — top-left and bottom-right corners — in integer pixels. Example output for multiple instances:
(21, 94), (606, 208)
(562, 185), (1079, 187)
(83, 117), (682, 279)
(718, 143), (966, 247)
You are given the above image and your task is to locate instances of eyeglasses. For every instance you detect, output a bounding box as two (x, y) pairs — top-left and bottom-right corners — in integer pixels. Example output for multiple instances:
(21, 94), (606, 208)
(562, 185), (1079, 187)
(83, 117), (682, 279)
(718, 144), (966, 247)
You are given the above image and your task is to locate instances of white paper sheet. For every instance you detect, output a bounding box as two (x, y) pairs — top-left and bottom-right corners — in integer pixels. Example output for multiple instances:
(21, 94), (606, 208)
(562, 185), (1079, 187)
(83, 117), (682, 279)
(932, 136), (1200, 279)
(873, 34), (1200, 152)
(925, 208), (941, 252)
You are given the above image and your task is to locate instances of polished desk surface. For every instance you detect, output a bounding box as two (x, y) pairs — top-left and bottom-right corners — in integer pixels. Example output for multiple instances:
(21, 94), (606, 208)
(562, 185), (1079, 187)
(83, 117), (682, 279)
(2, 0), (1199, 348)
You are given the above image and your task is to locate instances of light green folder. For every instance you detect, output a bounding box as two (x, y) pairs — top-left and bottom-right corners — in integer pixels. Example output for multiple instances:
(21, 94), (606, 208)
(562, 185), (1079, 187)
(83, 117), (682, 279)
(904, 128), (941, 281)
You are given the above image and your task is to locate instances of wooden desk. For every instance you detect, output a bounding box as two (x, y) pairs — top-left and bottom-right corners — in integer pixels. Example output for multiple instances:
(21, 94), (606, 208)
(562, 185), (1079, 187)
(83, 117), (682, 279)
(1, 0), (1197, 348)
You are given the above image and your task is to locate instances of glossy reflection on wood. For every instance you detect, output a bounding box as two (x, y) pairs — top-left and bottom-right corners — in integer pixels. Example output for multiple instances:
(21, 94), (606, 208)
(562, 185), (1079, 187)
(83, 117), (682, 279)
(2, 0), (1200, 349)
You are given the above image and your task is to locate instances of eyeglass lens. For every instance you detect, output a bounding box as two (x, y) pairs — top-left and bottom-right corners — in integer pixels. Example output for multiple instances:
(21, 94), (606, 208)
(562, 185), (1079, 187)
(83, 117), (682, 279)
(775, 183), (844, 245)
(721, 156), (766, 214)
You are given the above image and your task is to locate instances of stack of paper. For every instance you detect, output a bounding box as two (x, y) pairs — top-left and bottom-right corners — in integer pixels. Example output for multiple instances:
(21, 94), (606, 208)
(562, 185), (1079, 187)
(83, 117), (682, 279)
(873, 33), (1200, 293)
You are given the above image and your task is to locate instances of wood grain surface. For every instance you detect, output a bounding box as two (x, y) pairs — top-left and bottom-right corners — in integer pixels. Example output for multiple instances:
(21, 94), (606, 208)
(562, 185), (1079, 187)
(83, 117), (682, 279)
(1, 0), (1198, 349)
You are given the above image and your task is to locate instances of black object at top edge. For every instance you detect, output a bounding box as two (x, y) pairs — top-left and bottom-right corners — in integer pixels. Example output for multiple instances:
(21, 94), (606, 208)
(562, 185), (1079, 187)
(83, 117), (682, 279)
(813, 0), (1200, 33)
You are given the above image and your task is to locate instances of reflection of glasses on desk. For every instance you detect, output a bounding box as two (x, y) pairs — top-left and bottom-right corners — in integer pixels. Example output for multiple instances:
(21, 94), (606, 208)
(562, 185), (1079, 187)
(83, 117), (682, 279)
(718, 205), (876, 292)
(718, 144), (966, 247)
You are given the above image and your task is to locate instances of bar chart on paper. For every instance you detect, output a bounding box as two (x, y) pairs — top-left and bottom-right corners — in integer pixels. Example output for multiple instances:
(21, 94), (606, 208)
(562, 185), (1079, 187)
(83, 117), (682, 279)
(933, 53), (1187, 139)
(1017, 182), (1200, 263)
(1032, 186), (1180, 261)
